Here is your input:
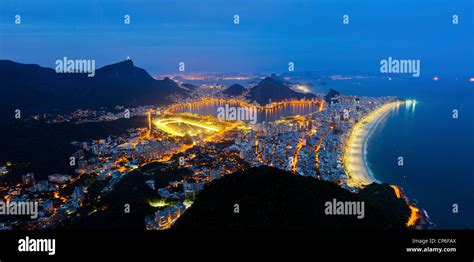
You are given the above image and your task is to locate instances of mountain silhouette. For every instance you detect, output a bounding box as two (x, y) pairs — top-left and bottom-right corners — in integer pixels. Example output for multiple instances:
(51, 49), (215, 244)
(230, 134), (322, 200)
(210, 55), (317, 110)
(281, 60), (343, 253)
(248, 77), (315, 105)
(0, 59), (188, 118)
(173, 166), (411, 230)
(221, 84), (246, 96)
(325, 88), (341, 105)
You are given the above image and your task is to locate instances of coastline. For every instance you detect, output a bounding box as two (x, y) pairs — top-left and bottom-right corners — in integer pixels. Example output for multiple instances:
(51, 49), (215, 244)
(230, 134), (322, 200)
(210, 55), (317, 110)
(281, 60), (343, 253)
(343, 100), (430, 229)
(343, 101), (401, 188)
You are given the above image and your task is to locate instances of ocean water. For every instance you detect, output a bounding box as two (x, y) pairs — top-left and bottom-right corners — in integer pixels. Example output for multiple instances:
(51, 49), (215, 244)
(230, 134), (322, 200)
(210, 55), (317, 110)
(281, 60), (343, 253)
(316, 77), (474, 229)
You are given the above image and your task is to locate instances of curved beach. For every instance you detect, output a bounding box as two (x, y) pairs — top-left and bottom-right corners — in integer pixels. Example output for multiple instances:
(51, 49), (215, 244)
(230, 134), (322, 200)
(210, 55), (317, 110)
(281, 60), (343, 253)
(343, 101), (401, 188)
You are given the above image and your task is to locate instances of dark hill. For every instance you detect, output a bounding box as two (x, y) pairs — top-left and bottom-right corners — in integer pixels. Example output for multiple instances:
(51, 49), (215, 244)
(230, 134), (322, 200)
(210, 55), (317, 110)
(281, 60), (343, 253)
(248, 77), (315, 105)
(221, 84), (246, 96)
(325, 88), (341, 105)
(173, 166), (410, 231)
(0, 59), (188, 117)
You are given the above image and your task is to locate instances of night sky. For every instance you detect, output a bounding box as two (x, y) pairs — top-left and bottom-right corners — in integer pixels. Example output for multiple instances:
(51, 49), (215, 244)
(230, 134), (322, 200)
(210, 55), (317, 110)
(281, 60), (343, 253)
(0, 0), (472, 75)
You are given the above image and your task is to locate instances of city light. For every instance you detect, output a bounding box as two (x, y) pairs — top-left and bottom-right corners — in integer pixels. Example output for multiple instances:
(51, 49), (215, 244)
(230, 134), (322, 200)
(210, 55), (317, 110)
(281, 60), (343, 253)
(406, 205), (420, 227)
(294, 85), (311, 93)
(154, 117), (221, 137)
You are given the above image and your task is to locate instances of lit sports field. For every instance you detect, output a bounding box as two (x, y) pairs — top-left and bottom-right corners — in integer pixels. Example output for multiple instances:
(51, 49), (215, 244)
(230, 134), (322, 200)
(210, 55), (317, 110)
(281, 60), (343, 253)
(154, 115), (235, 137)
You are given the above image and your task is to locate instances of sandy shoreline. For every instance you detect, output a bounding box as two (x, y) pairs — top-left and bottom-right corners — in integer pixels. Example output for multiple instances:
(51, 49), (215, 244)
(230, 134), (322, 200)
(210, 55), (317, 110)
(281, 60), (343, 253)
(343, 101), (401, 188)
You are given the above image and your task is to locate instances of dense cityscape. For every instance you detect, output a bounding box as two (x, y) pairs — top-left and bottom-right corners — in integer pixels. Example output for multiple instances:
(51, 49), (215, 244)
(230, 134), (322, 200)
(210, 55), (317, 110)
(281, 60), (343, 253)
(1, 0), (472, 259)
(0, 74), (423, 230)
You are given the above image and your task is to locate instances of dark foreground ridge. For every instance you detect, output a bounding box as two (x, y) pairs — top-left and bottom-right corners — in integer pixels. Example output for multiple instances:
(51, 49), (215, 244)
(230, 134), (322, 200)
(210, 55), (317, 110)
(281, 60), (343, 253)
(174, 166), (411, 230)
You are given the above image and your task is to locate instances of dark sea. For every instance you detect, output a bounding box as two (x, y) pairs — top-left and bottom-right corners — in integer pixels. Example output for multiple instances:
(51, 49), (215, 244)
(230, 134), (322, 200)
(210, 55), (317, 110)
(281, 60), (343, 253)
(314, 76), (474, 229)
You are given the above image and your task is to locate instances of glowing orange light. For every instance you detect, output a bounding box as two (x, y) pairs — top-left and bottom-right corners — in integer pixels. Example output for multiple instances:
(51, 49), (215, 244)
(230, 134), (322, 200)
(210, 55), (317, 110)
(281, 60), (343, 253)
(292, 139), (305, 173)
(406, 205), (420, 227)
(390, 185), (402, 199)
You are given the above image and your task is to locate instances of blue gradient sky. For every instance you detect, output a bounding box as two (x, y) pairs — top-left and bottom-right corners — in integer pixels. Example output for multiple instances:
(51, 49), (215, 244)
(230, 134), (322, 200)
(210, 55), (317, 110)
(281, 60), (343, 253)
(0, 0), (472, 75)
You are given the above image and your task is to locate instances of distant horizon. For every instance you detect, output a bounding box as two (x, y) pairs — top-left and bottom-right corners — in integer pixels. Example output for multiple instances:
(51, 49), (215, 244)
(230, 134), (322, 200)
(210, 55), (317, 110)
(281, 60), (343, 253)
(2, 58), (472, 80)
